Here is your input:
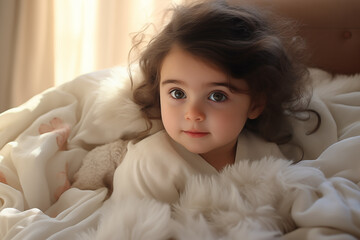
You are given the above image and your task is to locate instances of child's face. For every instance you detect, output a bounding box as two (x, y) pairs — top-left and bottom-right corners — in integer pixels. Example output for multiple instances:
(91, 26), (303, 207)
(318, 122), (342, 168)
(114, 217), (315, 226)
(159, 45), (264, 156)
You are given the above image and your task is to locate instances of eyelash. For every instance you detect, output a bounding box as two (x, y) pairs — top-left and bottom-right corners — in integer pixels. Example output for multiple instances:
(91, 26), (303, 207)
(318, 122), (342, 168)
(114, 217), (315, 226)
(169, 89), (186, 99)
(209, 91), (228, 102)
(169, 89), (228, 102)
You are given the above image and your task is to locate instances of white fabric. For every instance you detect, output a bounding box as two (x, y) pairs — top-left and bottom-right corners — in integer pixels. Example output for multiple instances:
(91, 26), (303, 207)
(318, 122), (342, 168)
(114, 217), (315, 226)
(0, 67), (359, 239)
(112, 129), (285, 203)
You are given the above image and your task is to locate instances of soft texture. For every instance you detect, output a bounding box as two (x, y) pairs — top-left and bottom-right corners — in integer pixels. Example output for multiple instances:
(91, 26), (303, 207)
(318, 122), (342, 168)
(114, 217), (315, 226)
(72, 139), (128, 192)
(110, 129), (286, 203)
(0, 66), (359, 239)
(78, 155), (359, 240)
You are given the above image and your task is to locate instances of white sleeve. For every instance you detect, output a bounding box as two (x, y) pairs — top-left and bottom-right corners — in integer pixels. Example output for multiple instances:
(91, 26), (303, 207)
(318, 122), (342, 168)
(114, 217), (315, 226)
(111, 131), (195, 203)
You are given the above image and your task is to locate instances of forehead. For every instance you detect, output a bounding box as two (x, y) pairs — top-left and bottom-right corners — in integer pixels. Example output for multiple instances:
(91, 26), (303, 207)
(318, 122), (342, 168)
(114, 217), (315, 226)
(160, 45), (249, 91)
(161, 45), (224, 77)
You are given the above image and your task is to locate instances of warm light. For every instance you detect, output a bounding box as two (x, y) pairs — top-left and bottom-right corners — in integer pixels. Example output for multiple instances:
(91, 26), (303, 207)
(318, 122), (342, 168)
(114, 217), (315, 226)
(53, 0), (185, 86)
(53, 0), (98, 86)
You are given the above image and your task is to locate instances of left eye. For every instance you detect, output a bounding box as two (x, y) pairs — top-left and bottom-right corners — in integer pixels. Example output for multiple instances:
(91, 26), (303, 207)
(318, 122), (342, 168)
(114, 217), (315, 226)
(209, 92), (227, 102)
(170, 89), (186, 99)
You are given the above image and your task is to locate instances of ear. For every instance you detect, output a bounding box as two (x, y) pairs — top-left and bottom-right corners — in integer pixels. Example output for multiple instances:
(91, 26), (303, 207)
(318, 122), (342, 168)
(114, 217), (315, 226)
(247, 95), (266, 120)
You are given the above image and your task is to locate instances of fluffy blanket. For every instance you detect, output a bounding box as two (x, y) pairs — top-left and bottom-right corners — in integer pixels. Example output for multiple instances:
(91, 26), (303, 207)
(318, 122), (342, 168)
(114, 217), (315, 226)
(0, 67), (359, 239)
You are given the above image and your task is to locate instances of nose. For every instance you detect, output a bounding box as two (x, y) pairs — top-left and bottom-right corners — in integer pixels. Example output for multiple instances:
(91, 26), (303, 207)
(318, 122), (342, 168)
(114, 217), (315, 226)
(185, 102), (205, 122)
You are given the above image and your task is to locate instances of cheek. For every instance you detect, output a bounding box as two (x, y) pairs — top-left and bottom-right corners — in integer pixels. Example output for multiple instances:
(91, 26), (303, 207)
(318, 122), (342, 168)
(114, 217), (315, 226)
(210, 106), (249, 136)
(160, 99), (180, 131)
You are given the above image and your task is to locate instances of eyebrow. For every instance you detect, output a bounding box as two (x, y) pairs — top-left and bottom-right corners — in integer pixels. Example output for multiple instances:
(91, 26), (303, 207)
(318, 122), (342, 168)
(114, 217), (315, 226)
(209, 82), (242, 92)
(161, 79), (247, 93)
(161, 79), (183, 86)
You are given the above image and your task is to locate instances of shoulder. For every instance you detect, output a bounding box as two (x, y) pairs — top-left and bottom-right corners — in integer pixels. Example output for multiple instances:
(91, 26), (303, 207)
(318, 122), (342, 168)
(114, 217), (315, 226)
(236, 130), (286, 161)
(126, 130), (184, 167)
(112, 130), (195, 203)
(128, 130), (172, 155)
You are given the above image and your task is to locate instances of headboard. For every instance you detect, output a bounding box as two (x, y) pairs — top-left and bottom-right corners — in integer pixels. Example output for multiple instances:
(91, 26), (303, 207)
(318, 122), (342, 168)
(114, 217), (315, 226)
(248, 0), (360, 75)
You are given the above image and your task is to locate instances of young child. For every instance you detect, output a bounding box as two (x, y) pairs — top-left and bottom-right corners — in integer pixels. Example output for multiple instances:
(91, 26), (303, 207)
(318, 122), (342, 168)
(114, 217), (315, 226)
(108, 0), (312, 204)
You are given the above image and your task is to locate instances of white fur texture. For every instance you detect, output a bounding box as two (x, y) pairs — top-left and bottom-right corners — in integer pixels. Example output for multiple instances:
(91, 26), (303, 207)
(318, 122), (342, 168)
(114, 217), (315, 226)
(77, 157), (325, 239)
(76, 197), (173, 240)
(92, 66), (163, 141)
(72, 139), (128, 190)
(309, 68), (360, 98)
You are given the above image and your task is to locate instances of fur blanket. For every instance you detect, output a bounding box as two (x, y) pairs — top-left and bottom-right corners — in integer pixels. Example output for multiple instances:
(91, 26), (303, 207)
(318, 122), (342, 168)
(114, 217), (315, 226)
(77, 157), (335, 240)
(76, 143), (360, 240)
(0, 67), (359, 240)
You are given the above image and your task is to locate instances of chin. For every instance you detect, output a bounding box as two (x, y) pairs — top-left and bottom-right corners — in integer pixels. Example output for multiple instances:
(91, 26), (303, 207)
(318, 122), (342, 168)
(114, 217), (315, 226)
(183, 144), (210, 155)
(171, 135), (211, 154)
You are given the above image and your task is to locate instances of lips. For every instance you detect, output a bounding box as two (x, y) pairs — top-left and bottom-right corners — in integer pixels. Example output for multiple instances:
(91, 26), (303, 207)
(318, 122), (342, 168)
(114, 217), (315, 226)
(183, 130), (209, 138)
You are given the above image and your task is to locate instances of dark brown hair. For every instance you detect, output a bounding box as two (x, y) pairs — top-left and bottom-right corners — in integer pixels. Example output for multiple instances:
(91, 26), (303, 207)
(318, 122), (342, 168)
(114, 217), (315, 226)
(130, 0), (314, 144)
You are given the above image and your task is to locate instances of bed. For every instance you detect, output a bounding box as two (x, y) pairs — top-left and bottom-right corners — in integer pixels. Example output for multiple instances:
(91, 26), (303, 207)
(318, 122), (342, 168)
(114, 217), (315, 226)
(0, 0), (359, 239)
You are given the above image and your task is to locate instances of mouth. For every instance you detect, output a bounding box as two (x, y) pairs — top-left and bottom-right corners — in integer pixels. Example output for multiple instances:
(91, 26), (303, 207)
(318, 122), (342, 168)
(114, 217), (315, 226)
(183, 130), (209, 138)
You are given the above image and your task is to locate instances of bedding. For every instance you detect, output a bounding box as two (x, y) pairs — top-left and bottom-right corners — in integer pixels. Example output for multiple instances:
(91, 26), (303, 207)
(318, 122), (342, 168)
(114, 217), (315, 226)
(0, 66), (359, 239)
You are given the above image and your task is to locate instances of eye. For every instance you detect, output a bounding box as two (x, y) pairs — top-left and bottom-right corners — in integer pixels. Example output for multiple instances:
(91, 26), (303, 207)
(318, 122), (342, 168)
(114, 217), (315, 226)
(170, 89), (186, 99)
(209, 92), (227, 102)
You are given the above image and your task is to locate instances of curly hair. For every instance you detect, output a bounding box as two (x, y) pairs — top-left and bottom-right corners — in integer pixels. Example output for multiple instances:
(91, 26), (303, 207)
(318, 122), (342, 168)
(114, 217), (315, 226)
(130, 0), (314, 145)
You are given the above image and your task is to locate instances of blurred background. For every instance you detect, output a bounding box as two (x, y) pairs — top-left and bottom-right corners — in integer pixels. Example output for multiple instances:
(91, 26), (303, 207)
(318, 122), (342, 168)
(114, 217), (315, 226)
(0, 0), (190, 112)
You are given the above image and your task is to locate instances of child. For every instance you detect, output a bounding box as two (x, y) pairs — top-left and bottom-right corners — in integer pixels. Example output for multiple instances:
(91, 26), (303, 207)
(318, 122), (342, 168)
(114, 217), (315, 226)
(108, 0), (313, 203)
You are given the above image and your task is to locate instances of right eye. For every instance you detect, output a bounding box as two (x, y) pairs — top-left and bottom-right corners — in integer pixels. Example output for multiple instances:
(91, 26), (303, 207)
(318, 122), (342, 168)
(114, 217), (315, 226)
(170, 89), (186, 99)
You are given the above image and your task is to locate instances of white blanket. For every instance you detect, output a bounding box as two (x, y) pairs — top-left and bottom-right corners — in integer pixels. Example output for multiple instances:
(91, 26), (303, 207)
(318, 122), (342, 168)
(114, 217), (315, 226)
(0, 67), (359, 239)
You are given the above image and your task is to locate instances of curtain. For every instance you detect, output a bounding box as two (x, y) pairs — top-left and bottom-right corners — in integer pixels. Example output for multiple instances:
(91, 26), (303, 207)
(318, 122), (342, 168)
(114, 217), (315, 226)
(0, 0), (184, 112)
(0, 0), (54, 112)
